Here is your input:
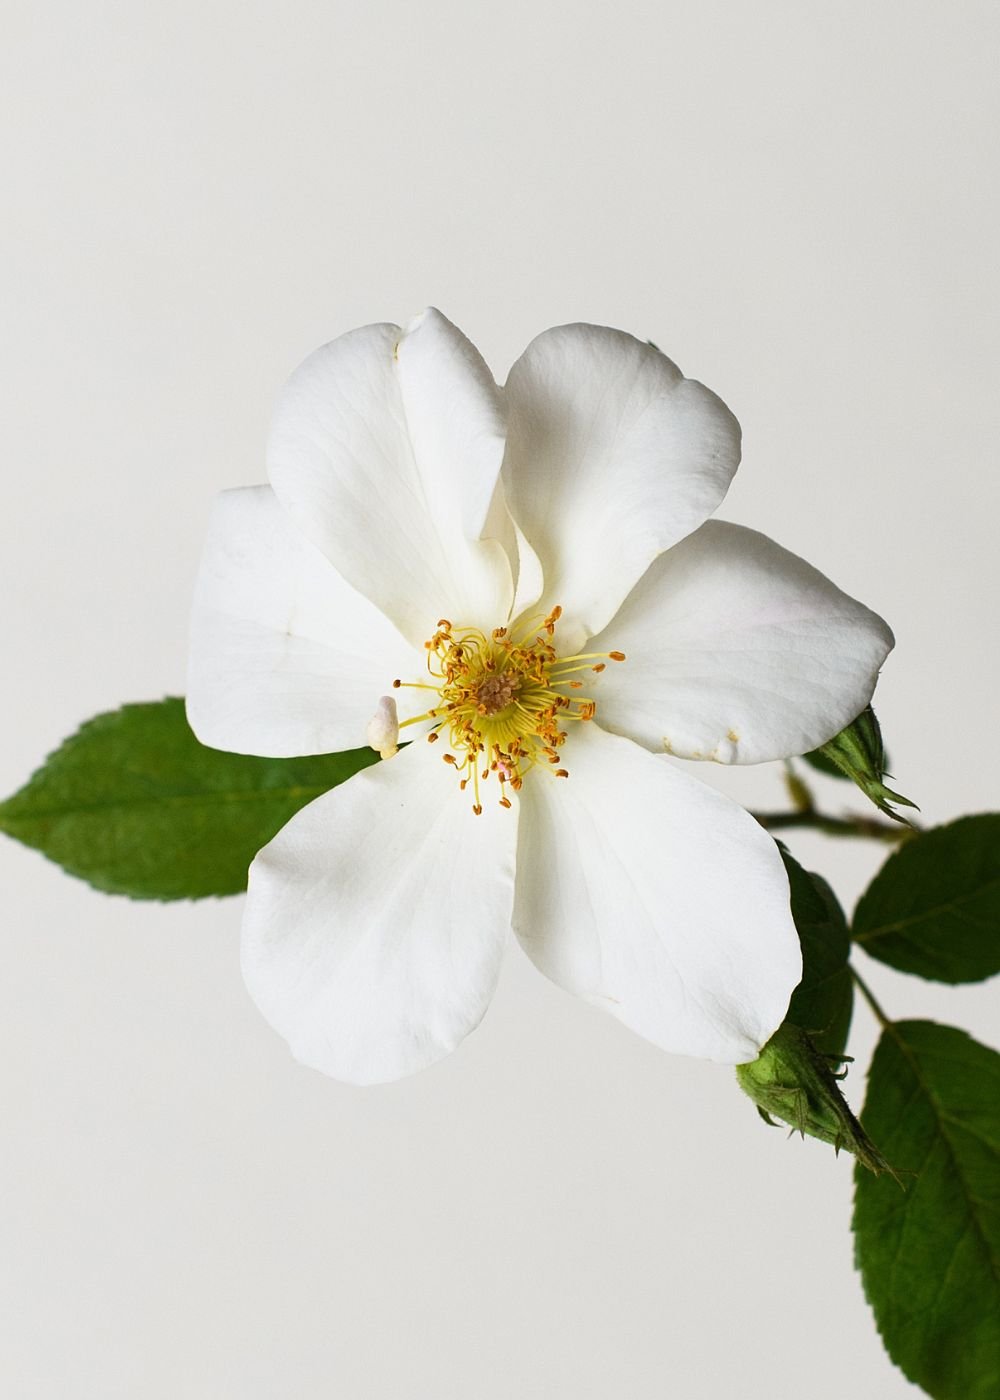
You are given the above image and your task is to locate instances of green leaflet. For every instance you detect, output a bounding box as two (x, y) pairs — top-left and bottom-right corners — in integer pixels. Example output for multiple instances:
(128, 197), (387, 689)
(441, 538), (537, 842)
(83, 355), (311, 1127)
(853, 1021), (1000, 1399)
(0, 698), (379, 900)
(782, 848), (853, 1057)
(853, 814), (1000, 983)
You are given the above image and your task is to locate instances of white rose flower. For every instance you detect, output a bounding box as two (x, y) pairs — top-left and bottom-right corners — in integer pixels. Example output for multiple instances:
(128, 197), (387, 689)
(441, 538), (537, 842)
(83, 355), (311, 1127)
(187, 309), (893, 1085)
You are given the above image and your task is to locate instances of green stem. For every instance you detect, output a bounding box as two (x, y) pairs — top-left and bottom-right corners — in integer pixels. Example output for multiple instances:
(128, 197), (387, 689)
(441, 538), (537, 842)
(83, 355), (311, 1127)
(782, 759), (816, 813)
(751, 809), (912, 842)
(850, 966), (892, 1028)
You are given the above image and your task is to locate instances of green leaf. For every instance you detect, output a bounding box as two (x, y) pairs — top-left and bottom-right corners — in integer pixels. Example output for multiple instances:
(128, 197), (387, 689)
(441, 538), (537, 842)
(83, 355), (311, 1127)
(0, 698), (379, 900)
(782, 848), (853, 1056)
(853, 1021), (1000, 1399)
(853, 814), (1000, 983)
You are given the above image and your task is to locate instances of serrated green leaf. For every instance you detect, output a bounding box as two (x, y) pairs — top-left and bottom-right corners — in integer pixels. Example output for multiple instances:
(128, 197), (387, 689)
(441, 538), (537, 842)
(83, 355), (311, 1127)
(853, 1021), (1000, 1399)
(853, 814), (1000, 983)
(782, 848), (853, 1056)
(0, 698), (379, 900)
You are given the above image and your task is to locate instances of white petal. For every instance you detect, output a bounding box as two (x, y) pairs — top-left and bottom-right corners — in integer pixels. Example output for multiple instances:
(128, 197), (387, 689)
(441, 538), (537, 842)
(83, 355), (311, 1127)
(396, 307), (506, 541)
(267, 310), (514, 646)
(590, 521), (895, 765)
(508, 513), (545, 621)
(502, 324), (741, 648)
(187, 486), (418, 757)
(242, 742), (518, 1085)
(513, 723), (800, 1063)
(481, 478), (545, 623)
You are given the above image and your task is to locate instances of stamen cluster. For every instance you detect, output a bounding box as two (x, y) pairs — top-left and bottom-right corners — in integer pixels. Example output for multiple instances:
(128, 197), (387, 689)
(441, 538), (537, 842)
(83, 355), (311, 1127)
(394, 607), (625, 813)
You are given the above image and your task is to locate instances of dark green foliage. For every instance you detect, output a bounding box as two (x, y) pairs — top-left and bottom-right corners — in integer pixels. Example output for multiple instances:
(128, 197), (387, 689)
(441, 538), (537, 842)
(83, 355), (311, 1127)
(853, 1021), (1000, 1399)
(853, 814), (1000, 984)
(782, 848), (853, 1057)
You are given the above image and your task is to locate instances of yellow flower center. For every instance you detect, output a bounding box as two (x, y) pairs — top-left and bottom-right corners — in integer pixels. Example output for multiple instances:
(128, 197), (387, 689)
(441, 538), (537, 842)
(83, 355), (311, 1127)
(394, 607), (625, 813)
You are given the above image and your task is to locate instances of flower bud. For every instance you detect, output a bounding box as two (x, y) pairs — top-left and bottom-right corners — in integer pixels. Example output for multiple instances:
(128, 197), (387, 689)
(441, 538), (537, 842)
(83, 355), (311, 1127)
(736, 1023), (896, 1177)
(814, 706), (917, 823)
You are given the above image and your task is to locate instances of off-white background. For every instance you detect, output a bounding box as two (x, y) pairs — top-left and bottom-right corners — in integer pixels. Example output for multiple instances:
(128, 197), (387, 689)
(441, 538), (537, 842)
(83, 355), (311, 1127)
(2, 3), (997, 1397)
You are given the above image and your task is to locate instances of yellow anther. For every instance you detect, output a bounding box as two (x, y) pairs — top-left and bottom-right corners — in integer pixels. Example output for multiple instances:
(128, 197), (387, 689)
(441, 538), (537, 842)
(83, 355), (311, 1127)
(609, 651), (626, 662)
(405, 606), (622, 811)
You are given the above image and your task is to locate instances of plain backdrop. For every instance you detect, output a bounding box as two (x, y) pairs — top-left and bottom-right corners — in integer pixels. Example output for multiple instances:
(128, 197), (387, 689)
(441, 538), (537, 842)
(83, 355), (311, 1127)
(2, 3), (998, 1397)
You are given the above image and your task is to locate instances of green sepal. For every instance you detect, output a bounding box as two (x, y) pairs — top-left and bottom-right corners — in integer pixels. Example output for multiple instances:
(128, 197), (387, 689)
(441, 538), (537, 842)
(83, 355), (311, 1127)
(799, 745), (846, 780)
(736, 1023), (896, 1176)
(806, 706), (916, 823)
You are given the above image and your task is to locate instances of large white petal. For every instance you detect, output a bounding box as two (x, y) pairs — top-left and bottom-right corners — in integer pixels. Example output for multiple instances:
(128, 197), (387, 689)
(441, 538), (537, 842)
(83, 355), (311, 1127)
(590, 520), (894, 765)
(187, 486), (419, 757)
(242, 742), (518, 1085)
(267, 309), (514, 647)
(513, 724), (800, 1063)
(502, 324), (741, 649)
(395, 307), (505, 542)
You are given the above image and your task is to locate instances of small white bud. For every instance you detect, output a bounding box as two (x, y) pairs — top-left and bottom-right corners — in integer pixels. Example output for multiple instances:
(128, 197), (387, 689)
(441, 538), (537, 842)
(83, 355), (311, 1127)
(366, 695), (400, 760)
